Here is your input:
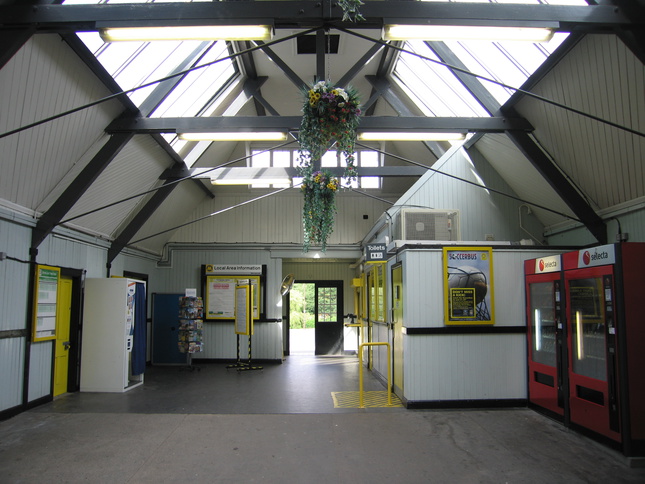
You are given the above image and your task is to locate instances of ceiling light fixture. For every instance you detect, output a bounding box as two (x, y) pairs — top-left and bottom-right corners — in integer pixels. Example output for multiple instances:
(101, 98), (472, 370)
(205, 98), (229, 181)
(99, 25), (273, 42)
(358, 132), (466, 141)
(179, 132), (288, 142)
(210, 177), (290, 186)
(383, 25), (554, 42)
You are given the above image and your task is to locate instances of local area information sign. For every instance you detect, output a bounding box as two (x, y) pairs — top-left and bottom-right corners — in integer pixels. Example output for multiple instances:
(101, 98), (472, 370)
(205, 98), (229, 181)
(443, 247), (495, 325)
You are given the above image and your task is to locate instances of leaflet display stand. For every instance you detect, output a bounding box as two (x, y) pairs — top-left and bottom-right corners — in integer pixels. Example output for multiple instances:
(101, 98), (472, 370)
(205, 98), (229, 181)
(178, 296), (203, 371)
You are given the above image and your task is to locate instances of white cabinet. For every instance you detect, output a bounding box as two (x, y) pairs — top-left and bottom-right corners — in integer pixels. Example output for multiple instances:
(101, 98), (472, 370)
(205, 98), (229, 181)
(80, 278), (144, 392)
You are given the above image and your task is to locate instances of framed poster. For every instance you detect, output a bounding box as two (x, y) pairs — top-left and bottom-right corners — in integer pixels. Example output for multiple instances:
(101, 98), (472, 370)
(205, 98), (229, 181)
(443, 247), (494, 325)
(205, 275), (260, 320)
(234, 281), (253, 335)
(32, 265), (60, 341)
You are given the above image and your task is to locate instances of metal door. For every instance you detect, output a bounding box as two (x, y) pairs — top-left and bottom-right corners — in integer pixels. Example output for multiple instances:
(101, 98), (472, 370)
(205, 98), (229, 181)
(53, 276), (73, 396)
(152, 293), (185, 364)
(314, 282), (343, 355)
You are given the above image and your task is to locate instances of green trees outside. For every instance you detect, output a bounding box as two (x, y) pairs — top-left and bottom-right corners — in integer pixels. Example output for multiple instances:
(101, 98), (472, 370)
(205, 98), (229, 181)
(289, 283), (315, 329)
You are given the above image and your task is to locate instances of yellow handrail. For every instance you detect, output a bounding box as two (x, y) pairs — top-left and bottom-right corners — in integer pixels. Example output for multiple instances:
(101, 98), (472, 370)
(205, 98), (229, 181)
(358, 342), (392, 408)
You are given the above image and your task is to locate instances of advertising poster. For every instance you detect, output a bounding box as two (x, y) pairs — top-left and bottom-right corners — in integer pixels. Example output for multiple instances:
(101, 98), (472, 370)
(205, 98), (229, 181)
(443, 247), (494, 325)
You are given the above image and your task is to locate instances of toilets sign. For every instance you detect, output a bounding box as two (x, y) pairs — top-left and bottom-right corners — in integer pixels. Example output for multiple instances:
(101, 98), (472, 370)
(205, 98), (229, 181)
(365, 244), (387, 263)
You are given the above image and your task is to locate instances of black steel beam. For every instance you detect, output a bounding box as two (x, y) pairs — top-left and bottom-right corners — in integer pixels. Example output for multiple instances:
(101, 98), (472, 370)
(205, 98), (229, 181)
(205, 166), (427, 180)
(31, 133), (133, 249)
(337, 43), (384, 89)
(105, 115), (533, 134)
(107, 179), (179, 265)
(60, 33), (138, 113)
(0, 28), (34, 70)
(255, 41), (307, 91)
(0, 3), (632, 32)
(425, 41), (500, 115)
(506, 130), (606, 244)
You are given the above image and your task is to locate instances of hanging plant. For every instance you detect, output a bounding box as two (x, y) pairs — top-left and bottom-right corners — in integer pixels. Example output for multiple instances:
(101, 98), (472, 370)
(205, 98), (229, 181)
(338, 0), (365, 22)
(300, 167), (339, 253)
(298, 81), (362, 252)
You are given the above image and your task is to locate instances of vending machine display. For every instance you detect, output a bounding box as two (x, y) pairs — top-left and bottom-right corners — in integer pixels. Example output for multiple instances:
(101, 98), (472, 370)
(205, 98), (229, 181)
(525, 243), (645, 457)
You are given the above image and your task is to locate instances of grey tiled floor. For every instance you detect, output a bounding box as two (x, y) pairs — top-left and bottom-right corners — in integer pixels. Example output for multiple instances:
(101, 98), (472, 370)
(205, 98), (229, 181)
(1, 356), (644, 483)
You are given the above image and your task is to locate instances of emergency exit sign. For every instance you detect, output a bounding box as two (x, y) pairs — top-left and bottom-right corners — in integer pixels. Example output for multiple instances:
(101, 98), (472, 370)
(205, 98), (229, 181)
(365, 244), (387, 263)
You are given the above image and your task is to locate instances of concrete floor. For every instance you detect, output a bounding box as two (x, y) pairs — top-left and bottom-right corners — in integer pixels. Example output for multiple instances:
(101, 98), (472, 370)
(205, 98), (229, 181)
(1, 356), (644, 483)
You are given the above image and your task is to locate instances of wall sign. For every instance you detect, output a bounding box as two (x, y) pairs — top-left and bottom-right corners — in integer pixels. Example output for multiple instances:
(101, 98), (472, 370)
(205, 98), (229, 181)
(32, 265), (60, 341)
(443, 247), (495, 325)
(365, 244), (387, 263)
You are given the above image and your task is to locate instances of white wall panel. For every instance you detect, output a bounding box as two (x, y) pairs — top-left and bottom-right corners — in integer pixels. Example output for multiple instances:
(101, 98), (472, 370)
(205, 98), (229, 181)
(395, 145), (544, 243)
(152, 248), (283, 359)
(168, 190), (391, 247)
(63, 136), (176, 238)
(404, 334), (527, 402)
(0, 34), (122, 212)
(28, 341), (52, 402)
(0, 219), (30, 332)
(0, 338), (25, 412)
(517, 35), (645, 212)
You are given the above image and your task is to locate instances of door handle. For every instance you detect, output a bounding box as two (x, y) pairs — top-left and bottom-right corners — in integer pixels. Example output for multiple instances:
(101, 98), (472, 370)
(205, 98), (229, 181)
(63, 341), (71, 350)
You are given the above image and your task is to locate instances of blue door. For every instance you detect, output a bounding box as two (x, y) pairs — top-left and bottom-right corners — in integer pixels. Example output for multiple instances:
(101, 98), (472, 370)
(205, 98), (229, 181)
(152, 293), (185, 364)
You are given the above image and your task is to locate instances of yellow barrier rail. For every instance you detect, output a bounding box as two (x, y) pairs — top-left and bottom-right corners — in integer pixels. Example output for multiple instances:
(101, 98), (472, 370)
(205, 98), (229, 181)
(358, 342), (392, 408)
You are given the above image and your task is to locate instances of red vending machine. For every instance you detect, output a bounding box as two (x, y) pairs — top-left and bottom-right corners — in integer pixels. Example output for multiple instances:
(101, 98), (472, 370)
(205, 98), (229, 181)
(524, 255), (567, 421)
(525, 243), (645, 457)
(562, 243), (645, 455)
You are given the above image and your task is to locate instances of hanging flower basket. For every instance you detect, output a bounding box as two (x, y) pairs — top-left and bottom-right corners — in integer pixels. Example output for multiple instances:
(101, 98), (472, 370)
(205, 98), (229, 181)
(298, 81), (362, 252)
(300, 167), (339, 252)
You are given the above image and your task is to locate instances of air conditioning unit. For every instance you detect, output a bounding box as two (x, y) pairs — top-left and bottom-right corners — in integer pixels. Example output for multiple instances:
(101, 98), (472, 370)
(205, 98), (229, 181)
(393, 208), (460, 241)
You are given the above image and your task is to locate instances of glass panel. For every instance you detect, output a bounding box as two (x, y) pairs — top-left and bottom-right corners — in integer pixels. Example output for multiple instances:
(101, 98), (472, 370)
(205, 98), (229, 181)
(529, 282), (556, 366)
(569, 278), (606, 381)
(377, 265), (385, 321)
(318, 287), (338, 322)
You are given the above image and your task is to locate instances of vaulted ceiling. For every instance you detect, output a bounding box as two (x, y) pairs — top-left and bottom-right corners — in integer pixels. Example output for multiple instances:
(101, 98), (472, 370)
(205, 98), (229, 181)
(1, 1), (644, 261)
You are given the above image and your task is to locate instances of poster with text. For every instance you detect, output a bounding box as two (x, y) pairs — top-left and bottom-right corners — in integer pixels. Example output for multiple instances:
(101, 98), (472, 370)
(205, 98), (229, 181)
(443, 247), (494, 325)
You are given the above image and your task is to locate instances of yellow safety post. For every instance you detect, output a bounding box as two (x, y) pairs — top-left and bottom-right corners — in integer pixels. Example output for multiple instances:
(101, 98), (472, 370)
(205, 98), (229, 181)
(358, 342), (392, 408)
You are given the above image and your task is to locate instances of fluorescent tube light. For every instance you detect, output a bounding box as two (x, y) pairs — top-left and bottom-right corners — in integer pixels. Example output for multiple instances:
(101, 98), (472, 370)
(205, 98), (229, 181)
(383, 25), (554, 42)
(179, 132), (288, 142)
(211, 177), (290, 186)
(100, 25), (273, 42)
(358, 132), (466, 141)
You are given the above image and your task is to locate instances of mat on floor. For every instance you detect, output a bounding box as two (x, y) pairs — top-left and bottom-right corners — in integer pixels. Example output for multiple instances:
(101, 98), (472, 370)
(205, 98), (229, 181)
(331, 391), (404, 408)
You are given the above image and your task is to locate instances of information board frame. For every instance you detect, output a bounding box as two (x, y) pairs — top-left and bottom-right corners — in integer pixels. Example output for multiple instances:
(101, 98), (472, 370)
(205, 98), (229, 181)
(32, 264), (60, 341)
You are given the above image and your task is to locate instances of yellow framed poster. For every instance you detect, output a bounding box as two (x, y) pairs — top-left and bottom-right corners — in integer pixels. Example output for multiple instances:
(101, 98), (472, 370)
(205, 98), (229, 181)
(234, 281), (254, 336)
(443, 247), (494, 325)
(32, 265), (60, 341)
(205, 275), (260, 320)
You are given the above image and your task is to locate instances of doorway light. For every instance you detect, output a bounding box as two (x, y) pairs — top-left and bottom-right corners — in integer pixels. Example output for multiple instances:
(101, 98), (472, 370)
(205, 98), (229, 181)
(357, 132), (466, 141)
(99, 25), (273, 42)
(179, 132), (288, 142)
(383, 25), (554, 42)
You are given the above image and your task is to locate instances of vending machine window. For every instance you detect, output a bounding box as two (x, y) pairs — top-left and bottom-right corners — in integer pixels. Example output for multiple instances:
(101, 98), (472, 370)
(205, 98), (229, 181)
(529, 282), (557, 368)
(568, 277), (607, 383)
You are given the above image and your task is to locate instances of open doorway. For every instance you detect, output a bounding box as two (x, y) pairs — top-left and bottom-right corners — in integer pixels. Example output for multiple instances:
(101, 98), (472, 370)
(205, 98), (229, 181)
(288, 281), (344, 356)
